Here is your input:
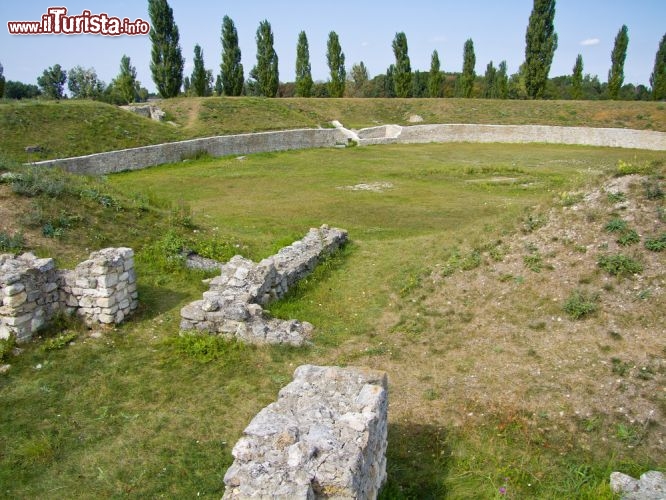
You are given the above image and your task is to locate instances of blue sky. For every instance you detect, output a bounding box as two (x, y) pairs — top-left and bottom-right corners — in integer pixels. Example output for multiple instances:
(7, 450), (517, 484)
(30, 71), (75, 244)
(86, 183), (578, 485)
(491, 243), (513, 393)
(2, 1), (665, 93)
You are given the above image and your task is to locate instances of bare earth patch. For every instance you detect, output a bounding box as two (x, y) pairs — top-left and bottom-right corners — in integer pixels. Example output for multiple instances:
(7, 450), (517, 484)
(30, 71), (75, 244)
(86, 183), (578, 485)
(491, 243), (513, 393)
(337, 182), (394, 193)
(339, 173), (665, 461)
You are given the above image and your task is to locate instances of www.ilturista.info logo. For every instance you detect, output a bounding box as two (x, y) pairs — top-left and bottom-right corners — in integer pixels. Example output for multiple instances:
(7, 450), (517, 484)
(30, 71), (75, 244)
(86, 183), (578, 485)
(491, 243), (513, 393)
(7, 7), (150, 36)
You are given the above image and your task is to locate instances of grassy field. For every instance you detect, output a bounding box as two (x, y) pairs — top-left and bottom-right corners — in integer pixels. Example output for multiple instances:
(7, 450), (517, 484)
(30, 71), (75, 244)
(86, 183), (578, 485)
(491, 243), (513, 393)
(1, 97), (665, 163)
(1, 139), (664, 498)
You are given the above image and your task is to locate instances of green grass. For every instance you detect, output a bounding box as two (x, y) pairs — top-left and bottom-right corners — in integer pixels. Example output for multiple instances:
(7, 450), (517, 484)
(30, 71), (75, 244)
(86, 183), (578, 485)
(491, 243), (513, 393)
(1, 143), (664, 498)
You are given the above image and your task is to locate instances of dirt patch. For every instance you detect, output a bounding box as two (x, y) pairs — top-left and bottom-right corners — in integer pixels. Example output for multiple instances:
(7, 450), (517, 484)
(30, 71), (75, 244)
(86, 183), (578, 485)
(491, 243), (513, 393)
(340, 173), (665, 459)
(337, 182), (394, 193)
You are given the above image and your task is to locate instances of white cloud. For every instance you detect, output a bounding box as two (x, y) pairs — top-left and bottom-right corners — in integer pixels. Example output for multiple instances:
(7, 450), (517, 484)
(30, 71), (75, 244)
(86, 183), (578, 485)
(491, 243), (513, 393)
(361, 41), (369, 47)
(580, 38), (600, 46)
(430, 35), (447, 43)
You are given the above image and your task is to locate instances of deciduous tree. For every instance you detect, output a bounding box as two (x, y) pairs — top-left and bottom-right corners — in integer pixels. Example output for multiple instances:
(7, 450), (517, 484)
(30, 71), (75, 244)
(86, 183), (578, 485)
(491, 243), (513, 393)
(295, 31), (313, 97)
(651, 33), (666, 100)
(220, 15), (244, 96)
(148, 0), (184, 98)
(392, 32), (412, 98)
(67, 66), (104, 99)
(608, 25), (629, 100)
(37, 64), (66, 100)
(250, 20), (279, 97)
(327, 31), (346, 98)
(428, 50), (442, 98)
(524, 0), (558, 98)
(496, 61), (509, 99)
(348, 61), (369, 97)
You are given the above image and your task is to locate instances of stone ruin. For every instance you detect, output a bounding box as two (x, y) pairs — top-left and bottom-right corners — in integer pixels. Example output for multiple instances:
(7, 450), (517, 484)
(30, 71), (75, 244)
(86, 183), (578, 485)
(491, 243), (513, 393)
(180, 225), (347, 346)
(0, 248), (137, 343)
(223, 364), (388, 499)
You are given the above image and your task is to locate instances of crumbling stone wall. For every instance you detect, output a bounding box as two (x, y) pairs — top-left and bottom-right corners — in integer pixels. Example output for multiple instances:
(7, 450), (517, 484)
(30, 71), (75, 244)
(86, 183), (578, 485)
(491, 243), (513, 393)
(0, 248), (137, 343)
(180, 225), (347, 346)
(223, 365), (389, 499)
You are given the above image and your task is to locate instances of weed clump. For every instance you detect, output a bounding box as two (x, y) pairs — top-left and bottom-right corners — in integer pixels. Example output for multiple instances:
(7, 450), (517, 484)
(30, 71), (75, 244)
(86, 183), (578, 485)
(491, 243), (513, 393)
(597, 254), (643, 277)
(0, 231), (25, 253)
(563, 290), (599, 320)
(644, 233), (666, 252)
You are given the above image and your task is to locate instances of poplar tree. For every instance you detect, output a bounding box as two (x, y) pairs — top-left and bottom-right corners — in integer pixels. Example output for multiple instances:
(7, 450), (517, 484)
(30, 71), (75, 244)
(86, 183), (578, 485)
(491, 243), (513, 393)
(608, 25), (629, 100)
(572, 54), (583, 99)
(148, 0), (184, 98)
(220, 15), (244, 96)
(428, 50), (442, 98)
(458, 39), (476, 98)
(524, 0), (558, 99)
(392, 32), (412, 98)
(295, 31), (313, 97)
(651, 34), (666, 100)
(327, 31), (346, 98)
(250, 20), (279, 97)
(191, 44), (208, 97)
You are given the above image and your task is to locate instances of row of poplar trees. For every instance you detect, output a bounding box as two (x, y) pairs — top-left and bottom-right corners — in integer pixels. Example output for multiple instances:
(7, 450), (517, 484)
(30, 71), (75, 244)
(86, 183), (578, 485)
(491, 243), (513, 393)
(147, 0), (666, 100)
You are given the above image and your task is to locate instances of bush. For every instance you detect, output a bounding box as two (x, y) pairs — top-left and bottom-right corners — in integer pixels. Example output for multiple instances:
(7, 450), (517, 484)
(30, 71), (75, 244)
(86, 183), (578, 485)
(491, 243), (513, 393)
(41, 331), (78, 352)
(644, 233), (666, 252)
(597, 254), (643, 277)
(563, 290), (599, 320)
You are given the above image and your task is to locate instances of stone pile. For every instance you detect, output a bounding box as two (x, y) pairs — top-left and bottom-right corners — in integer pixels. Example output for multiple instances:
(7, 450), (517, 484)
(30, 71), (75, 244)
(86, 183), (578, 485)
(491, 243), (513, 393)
(180, 225), (347, 346)
(223, 365), (388, 499)
(0, 248), (137, 343)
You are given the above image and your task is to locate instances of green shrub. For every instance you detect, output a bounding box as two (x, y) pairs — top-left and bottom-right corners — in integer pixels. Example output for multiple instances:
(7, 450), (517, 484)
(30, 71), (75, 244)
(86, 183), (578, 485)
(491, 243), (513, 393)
(10, 167), (70, 198)
(0, 231), (25, 252)
(644, 233), (666, 252)
(563, 290), (599, 320)
(460, 250), (482, 271)
(522, 213), (546, 233)
(597, 254), (643, 276)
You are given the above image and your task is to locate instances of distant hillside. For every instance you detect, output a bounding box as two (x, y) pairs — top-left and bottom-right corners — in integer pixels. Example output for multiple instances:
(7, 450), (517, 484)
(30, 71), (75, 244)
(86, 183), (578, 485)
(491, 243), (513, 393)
(1, 98), (665, 162)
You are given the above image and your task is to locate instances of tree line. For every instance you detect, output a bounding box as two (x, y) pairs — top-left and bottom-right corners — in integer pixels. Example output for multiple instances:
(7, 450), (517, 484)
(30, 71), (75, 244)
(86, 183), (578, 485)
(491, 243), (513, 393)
(1, 0), (665, 101)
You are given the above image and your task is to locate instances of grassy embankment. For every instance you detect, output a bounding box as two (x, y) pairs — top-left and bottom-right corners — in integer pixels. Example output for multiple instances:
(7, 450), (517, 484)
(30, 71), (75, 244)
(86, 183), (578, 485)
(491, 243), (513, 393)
(0, 98), (664, 498)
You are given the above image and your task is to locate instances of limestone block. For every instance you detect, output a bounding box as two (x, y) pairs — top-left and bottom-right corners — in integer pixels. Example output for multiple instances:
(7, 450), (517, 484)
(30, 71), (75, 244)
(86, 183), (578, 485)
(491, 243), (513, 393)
(3, 283), (25, 296)
(98, 313), (115, 324)
(610, 470), (666, 499)
(98, 273), (119, 288)
(223, 365), (388, 499)
(3, 291), (27, 308)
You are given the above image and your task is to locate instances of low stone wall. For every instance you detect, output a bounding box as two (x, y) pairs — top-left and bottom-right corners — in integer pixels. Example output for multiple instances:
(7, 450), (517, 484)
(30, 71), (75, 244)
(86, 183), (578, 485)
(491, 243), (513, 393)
(357, 124), (666, 150)
(223, 365), (389, 499)
(32, 128), (349, 175)
(180, 225), (347, 346)
(0, 248), (137, 343)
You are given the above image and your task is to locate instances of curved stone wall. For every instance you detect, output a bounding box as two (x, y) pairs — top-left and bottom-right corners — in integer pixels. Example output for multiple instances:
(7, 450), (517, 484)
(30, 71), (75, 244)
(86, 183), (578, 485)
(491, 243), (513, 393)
(30, 123), (665, 176)
(357, 123), (666, 150)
